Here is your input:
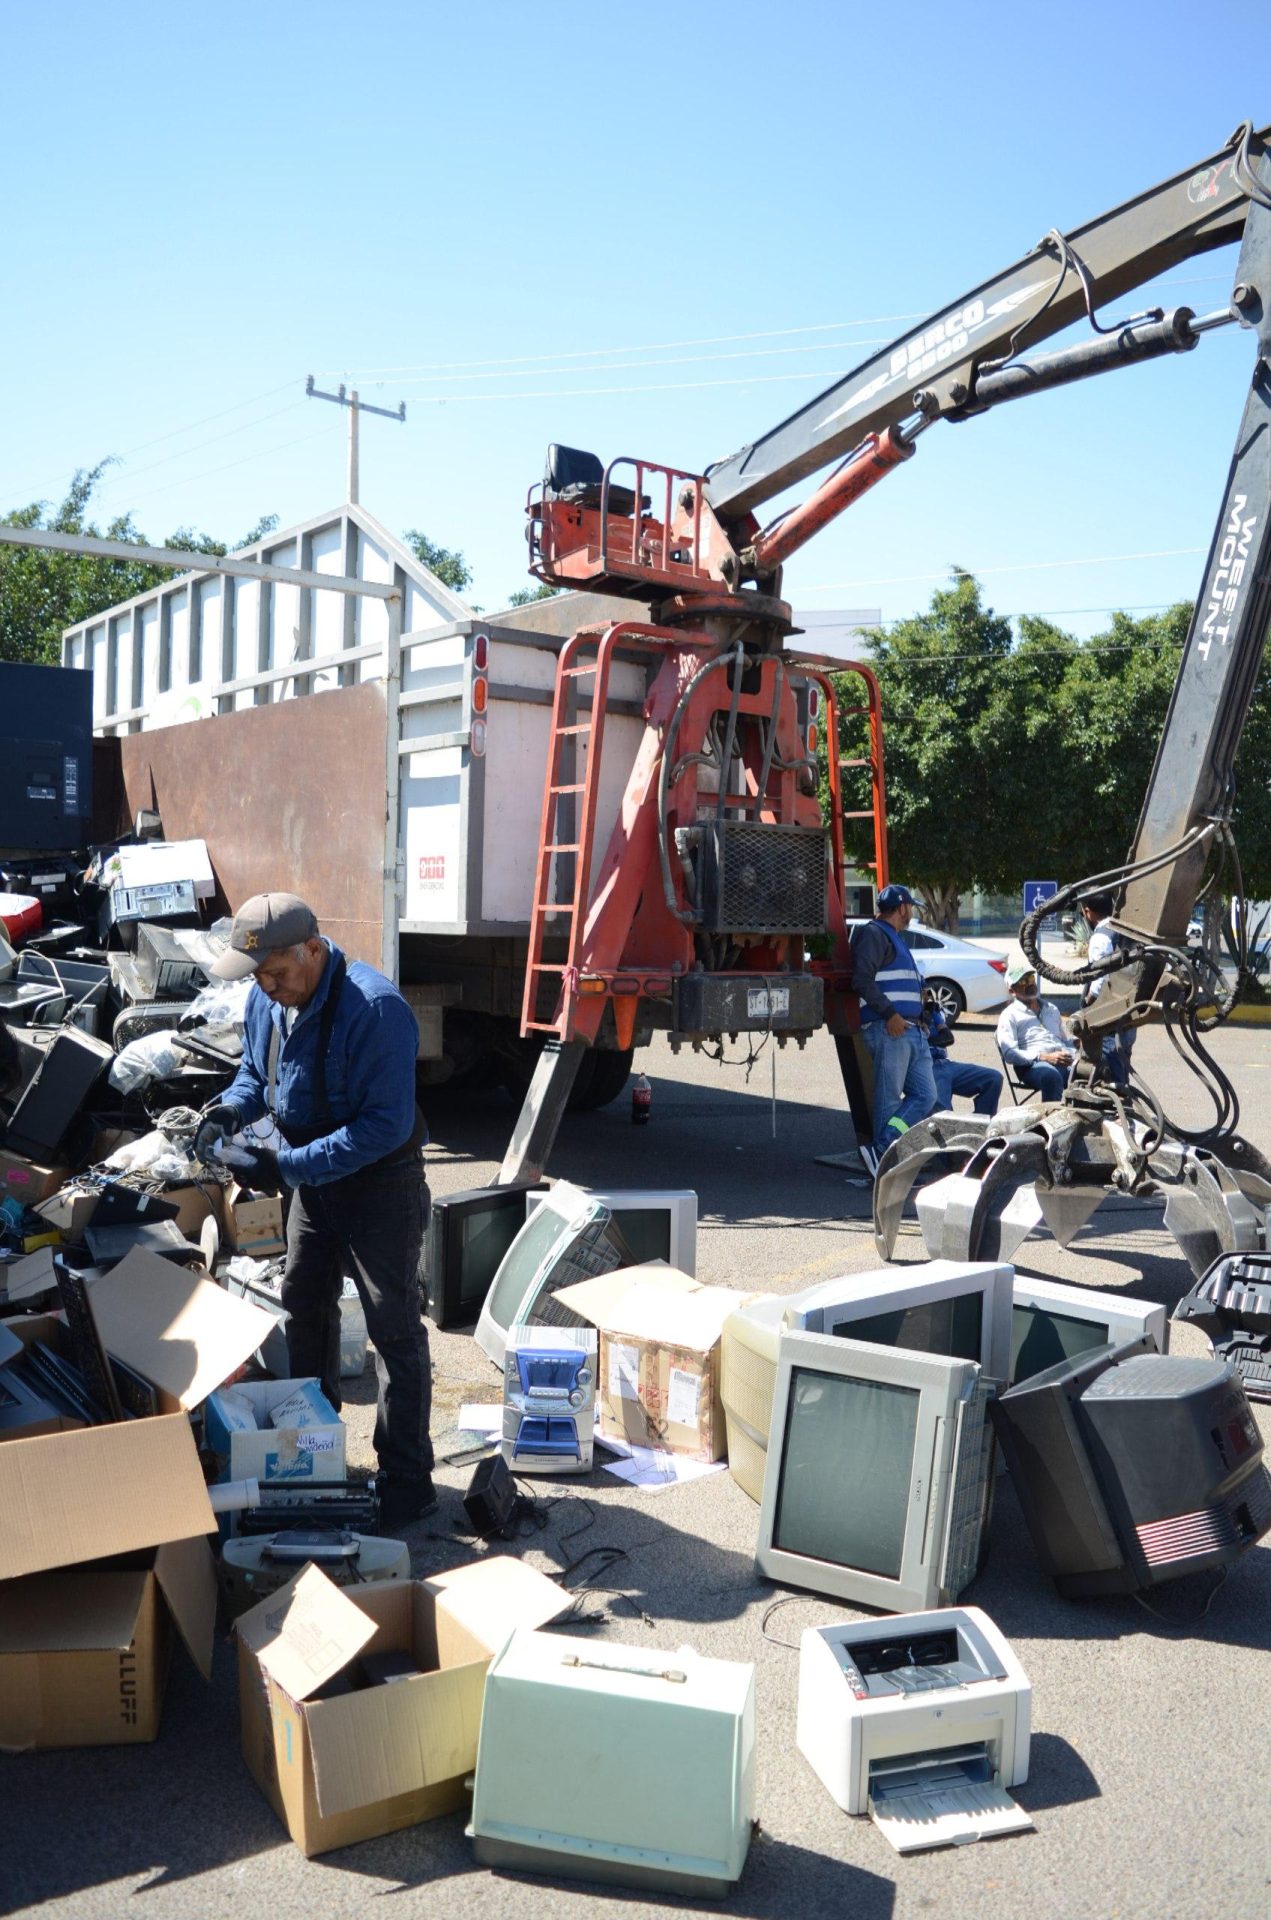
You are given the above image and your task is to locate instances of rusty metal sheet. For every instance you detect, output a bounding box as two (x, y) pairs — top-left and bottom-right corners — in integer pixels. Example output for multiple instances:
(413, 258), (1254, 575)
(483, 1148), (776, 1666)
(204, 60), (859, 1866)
(112, 685), (388, 966)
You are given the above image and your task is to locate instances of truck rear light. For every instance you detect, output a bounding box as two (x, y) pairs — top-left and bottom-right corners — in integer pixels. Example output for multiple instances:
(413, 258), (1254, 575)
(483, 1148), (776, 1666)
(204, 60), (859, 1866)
(807, 723), (818, 755)
(473, 632), (489, 671)
(472, 676), (488, 714)
(470, 717), (487, 757)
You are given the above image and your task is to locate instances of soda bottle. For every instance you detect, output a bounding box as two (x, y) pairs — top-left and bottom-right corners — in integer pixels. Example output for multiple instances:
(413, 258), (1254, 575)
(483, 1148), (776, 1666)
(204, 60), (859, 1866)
(630, 1073), (651, 1125)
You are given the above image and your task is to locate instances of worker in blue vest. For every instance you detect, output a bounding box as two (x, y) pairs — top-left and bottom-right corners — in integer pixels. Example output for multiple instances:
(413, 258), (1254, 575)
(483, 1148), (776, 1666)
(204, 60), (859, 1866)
(849, 884), (937, 1175)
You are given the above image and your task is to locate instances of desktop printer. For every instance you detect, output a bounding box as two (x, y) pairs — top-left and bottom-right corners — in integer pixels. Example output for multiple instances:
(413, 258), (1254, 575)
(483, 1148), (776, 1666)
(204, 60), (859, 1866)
(796, 1606), (1033, 1852)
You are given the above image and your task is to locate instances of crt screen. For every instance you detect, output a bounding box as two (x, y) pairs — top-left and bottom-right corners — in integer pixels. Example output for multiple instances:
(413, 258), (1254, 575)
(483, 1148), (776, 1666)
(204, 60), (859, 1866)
(458, 1202), (531, 1311)
(773, 1367), (919, 1581)
(482, 1203), (590, 1332)
(609, 1208), (672, 1266)
(831, 1292), (983, 1365)
(1012, 1303), (1110, 1382)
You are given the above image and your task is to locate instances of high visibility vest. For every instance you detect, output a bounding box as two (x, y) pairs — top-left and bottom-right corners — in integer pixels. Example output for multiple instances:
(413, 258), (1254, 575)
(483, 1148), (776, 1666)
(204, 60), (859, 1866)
(857, 919), (924, 1027)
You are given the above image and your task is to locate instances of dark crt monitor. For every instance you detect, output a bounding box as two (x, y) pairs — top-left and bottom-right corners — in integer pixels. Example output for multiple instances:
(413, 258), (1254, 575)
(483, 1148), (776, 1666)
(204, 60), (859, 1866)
(424, 1184), (549, 1329)
(839, 1293), (984, 1368)
(992, 1339), (1271, 1597)
(1009, 1278), (1167, 1386)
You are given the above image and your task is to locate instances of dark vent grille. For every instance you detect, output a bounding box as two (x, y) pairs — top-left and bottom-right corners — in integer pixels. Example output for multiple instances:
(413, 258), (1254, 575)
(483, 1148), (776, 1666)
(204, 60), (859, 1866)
(682, 822), (828, 936)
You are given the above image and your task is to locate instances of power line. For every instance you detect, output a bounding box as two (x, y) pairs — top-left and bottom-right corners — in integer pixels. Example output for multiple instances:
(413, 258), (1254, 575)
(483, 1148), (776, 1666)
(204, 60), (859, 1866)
(402, 366), (863, 406)
(325, 273), (1231, 380)
(93, 400), (307, 491)
(386, 336), (897, 390)
(126, 421), (340, 510)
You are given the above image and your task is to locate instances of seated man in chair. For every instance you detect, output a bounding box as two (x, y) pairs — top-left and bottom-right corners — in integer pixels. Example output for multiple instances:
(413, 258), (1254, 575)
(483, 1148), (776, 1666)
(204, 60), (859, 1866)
(995, 958), (1075, 1102)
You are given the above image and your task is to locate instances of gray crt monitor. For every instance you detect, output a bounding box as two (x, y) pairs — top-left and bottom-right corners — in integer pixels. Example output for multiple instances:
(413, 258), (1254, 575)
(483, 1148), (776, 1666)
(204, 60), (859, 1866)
(756, 1330), (995, 1614)
(1009, 1277), (1167, 1385)
(526, 1186), (697, 1276)
(475, 1182), (629, 1371)
(789, 1260), (1013, 1385)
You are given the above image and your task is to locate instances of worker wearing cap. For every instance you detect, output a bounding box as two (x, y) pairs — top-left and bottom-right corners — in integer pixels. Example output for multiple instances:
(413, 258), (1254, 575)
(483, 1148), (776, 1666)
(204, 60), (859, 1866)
(1079, 891), (1134, 1088)
(849, 884), (937, 1174)
(194, 893), (435, 1531)
(995, 957), (1075, 1102)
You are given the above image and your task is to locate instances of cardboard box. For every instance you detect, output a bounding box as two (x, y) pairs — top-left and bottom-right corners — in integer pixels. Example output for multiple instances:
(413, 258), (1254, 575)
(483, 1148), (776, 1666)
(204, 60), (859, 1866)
(0, 1150), (70, 1208)
(555, 1266), (760, 1461)
(236, 1557), (569, 1856)
(230, 1189), (286, 1258)
(35, 1178), (228, 1250)
(85, 1248), (279, 1413)
(0, 1407), (217, 1748)
(205, 1377), (346, 1483)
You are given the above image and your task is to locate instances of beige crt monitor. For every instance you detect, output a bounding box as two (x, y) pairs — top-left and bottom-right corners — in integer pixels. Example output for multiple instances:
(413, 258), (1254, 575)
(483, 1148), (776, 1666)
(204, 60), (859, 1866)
(721, 1261), (1013, 1504)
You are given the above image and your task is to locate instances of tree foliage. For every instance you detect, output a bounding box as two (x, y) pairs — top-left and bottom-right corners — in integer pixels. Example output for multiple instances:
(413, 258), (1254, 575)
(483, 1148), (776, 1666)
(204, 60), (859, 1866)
(401, 528), (472, 594)
(506, 582), (562, 606)
(835, 572), (1271, 929)
(1, 463), (276, 667)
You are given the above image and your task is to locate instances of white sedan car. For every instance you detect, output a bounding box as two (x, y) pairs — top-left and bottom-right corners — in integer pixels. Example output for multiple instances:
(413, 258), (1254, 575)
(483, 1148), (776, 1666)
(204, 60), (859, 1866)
(848, 920), (1009, 1023)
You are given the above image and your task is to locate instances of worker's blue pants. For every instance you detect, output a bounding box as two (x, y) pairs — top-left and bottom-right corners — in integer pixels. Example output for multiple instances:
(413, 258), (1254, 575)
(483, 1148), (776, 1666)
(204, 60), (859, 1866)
(861, 1021), (937, 1155)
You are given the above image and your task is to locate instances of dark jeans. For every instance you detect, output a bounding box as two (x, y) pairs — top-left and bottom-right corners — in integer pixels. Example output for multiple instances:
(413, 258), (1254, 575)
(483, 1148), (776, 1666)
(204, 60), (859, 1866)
(1020, 1060), (1068, 1103)
(281, 1156), (433, 1484)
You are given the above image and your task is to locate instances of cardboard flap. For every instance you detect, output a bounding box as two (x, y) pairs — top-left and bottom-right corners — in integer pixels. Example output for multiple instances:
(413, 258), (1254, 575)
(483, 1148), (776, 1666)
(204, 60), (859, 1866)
(306, 1658), (484, 1817)
(0, 1413), (215, 1581)
(553, 1264), (699, 1333)
(607, 1282), (750, 1350)
(87, 1249), (278, 1408)
(236, 1563), (377, 1702)
(0, 1570), (147, 1653)
(2, 1247), (59, 1304)
(426, 1556), (570, 1652)
(154, 1535), (217, 1680)
(0, 1319), (24, 1368)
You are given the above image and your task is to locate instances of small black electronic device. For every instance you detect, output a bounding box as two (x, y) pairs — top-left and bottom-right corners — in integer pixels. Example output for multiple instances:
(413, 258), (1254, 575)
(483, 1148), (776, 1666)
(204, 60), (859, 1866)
(4, 1027), (115, 1160)
(0, 662), (93, 855)
(463, 1453), (518, 1537)
(55, 1261), (125, 1421)
(236, 1479), (380, 1536)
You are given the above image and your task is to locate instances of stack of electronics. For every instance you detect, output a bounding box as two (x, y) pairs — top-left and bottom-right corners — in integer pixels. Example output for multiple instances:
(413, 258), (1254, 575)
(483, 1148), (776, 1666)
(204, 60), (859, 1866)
(0, 1257), (159, 1433)
(719, 1259), (1270, 1610)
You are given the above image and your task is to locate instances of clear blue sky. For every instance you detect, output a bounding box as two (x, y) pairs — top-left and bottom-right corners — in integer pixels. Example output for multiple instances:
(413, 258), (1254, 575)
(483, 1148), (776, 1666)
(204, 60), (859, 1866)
(3, 1), (1264, 639)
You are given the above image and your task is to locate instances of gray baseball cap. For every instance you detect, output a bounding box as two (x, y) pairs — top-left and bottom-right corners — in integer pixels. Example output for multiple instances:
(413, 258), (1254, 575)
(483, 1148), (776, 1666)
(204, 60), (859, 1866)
(211, 892), (320, 980)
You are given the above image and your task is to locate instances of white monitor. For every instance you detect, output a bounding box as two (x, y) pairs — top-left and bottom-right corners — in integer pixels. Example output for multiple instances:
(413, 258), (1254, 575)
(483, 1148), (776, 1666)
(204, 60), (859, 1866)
(722, 1262), (1011, 1505)
(475, 1182), (631, 1371)
(1010, 1277), (1168, 1384)
(756, 1330), (995, 1613)
(528, 1186), (696, 1276)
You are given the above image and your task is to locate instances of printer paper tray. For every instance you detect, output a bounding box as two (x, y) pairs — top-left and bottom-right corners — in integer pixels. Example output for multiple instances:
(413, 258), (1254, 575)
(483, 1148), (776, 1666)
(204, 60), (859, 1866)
(869, 1766), (1033, 1853)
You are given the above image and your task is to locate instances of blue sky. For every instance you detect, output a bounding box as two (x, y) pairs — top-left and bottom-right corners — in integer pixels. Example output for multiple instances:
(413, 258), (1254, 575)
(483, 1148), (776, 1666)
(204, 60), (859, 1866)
(3, 1), (1264, 638)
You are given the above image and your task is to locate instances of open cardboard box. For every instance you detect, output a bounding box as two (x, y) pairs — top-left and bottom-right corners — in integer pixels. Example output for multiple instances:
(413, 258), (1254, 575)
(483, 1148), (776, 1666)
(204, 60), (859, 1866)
(554, 1265), (762, 1461)
(0, 1407), (217, 1749)
(236, 1557), (570, 1856)
(84, 1247), (279, 1413)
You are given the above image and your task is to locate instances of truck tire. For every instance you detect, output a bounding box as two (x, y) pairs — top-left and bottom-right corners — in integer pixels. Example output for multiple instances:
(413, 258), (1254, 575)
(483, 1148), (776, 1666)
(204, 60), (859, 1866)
(567, 1047), (634, 1111)
(112, 1000), (184, 1049)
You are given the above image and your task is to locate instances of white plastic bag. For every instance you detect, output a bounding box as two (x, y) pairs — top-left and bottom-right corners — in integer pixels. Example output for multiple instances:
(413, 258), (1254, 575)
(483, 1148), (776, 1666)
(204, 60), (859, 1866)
(181, 975), (252, 1033)
(108, 1031), (183, 1093)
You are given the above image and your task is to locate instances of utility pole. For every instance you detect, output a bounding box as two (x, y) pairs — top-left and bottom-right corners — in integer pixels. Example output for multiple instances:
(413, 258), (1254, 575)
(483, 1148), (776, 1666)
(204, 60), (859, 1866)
(305, 377), (406, 506)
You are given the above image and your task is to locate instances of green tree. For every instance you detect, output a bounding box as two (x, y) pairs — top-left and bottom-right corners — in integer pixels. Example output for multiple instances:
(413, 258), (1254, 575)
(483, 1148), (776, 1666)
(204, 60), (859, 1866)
(401, 528), (472, 595)
(837, 570), (1016, 929)
(1, 463), (276, 666)
(506, 582), (562, 606)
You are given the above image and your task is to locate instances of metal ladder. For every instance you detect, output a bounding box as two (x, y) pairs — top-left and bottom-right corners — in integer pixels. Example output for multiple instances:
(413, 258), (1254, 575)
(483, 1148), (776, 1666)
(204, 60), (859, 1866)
(520, 630), (619, 1041)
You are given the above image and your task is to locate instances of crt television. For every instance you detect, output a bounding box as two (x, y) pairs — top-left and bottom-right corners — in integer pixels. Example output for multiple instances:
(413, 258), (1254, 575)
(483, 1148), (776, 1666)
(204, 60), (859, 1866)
(474, 1182), (635, 1371)
(1009, 1277), (1167, 1384)
(526, 1186), (696, 1276)
(992, 1339), (1271, 1597)
(423, 1183), (550, 1329)
(756, 1330), (996, 1612)
(721, 1261), (1011, 1505)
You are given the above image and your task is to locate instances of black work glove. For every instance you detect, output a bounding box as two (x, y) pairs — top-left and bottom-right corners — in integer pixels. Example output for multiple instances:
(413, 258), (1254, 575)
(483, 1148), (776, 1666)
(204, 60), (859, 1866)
(194, 1101), (240, 1163)
(930, 1027), (955, 1049)
(216, 1143), (282, 1195)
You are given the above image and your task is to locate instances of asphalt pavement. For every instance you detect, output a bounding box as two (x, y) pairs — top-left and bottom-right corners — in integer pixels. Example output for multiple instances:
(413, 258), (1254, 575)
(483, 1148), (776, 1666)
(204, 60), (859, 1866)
(5, 1014), (1271, 1920)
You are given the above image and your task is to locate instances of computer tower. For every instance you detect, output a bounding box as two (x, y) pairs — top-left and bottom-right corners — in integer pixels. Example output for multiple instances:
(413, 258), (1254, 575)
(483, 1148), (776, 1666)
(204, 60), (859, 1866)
(0, 663), (93, 854)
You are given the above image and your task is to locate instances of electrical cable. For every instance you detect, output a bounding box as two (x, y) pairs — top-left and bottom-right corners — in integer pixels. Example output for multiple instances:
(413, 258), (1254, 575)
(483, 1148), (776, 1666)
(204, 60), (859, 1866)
(1133, 1565), (1228, 1630)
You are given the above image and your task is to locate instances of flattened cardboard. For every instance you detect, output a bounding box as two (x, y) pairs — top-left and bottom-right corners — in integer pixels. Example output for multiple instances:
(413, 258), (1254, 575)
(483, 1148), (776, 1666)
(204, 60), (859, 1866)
(236, 1556), (570, 1853)
(0, 1412), (214, 1581)
(0, 1246), (60, 1307)
(87, 1249), (277, 1410)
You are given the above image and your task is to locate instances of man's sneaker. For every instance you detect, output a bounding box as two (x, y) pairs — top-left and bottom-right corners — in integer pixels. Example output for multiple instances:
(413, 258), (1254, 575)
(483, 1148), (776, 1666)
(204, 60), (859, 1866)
(857, 1144), (880, 1178)
(377, 1477), (440, 1531)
